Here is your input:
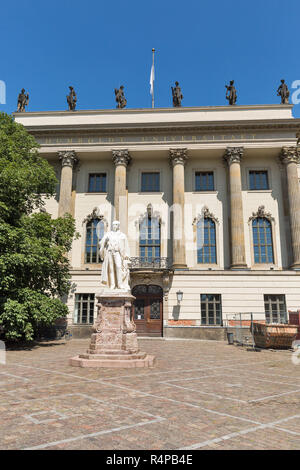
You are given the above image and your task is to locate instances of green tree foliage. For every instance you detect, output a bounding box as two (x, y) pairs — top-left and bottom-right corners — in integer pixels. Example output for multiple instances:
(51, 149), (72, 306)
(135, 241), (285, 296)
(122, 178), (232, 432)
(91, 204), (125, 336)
(0, 112), (77, 341)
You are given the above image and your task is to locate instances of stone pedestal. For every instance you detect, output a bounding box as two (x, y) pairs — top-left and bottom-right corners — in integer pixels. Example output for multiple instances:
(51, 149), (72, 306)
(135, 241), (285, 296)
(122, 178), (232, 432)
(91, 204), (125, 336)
(69, 292), (155, 368)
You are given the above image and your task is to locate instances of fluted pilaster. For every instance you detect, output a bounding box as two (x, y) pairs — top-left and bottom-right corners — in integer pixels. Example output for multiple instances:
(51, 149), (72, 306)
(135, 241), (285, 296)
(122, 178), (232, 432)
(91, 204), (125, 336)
(170, 148), (187, 269)
(280, 146), (300, 269)
(224, 147), (247, 269)
(58, 151), (78, 217)
(112, 149), (131, 232)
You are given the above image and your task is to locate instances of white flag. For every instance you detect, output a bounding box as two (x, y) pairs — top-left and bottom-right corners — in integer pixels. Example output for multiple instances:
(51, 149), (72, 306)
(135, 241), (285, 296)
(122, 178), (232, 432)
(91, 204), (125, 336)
(150, 63), (154, 96)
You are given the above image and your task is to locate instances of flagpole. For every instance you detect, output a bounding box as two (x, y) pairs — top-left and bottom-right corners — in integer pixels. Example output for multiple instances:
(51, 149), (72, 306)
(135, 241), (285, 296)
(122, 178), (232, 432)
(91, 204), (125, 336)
(152, 48), (155, 108)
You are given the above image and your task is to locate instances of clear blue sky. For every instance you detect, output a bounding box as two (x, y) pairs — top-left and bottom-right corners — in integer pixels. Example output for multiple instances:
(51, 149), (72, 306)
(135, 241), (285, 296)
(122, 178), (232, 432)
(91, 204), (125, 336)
(1, 0), (300, 116)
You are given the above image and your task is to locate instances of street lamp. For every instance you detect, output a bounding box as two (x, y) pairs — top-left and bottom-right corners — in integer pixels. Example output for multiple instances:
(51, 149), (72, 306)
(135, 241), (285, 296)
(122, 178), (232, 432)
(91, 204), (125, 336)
(176, 290), (183, 305)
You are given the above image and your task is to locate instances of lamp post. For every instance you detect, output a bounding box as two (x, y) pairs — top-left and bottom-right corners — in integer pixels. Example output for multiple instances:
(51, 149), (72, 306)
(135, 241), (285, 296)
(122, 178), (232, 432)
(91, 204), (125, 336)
(176, 290), (183, 305)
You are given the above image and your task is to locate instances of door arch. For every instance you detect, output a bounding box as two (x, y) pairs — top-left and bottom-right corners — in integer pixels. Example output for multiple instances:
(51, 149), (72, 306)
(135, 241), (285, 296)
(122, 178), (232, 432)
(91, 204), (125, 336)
(132, 285), (163, 337)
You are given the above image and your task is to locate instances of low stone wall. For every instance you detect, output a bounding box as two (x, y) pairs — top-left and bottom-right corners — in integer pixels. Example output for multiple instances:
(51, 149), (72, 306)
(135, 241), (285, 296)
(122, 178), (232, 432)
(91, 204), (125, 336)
(163, 326), (227, 341)
(68, 325), (93, 339)
(68, 325), (227, 341)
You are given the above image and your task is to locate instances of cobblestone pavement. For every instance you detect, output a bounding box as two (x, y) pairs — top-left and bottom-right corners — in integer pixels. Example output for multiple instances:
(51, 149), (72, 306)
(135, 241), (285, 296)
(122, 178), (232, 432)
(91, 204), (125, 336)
(1, 338), (300, 450)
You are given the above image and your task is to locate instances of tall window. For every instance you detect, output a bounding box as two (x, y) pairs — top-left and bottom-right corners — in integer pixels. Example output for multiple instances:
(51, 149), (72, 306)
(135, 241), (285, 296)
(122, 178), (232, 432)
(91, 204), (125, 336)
(141, 172), (160, 192)
(252, 217), (274, 264)
(85, 219), (104, 263)
(74, 294), (95, 324)
(249, 171), (269, 190)
(264, 294), (287, 324)
(197, 218), (217, 264)
(201, 294), (222, 325)
(195, 171), (214, 191)
(88, 173), (107, 192)
(140, 216), (161, 261)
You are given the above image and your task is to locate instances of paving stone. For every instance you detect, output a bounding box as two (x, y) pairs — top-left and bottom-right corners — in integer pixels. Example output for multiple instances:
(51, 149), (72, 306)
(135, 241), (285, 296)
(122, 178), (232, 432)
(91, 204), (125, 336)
(0, 338), (299, 450)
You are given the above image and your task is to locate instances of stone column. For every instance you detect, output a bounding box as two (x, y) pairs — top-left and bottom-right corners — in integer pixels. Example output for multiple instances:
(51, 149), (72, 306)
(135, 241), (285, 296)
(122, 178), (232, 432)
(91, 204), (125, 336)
(224, 147), (247, 269)
(112, 149), (131, 232)
(280, 146), (300, 269)
(170, 148), (187, 269)
(58, 151), (78, 217)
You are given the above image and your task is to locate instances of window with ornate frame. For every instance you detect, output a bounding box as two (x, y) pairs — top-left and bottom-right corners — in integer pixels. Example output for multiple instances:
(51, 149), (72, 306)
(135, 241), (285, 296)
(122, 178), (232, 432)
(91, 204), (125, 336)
(252, 217), (274, 263)
(249, 206), (275, 266)
(140, 215), (161, 262)
(83, 208), (106, 264)
(194, 207), (218, 265)
(85, 219), (104, 263)
(74, 293), (95, 324)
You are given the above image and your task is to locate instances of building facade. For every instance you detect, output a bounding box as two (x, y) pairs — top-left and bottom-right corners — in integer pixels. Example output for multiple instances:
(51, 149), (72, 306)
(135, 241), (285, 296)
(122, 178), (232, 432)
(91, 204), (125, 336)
(14, 104), (300, 339)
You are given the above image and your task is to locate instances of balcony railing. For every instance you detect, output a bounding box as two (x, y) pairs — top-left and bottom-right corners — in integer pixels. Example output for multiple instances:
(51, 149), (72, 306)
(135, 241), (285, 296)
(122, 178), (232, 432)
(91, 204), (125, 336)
(130, 257), (170, 270)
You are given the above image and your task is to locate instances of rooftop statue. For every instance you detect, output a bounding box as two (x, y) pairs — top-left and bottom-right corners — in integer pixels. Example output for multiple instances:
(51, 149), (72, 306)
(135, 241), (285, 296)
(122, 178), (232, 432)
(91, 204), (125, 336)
(225, 80), (237, 105)
(277, 79), (289, 104)
(17, 88), (29, 112)
(172, 81), (183, 107)
(99, 220), (130, 291)
(67, 86), (77, 111)
(115, 86), (127, 109)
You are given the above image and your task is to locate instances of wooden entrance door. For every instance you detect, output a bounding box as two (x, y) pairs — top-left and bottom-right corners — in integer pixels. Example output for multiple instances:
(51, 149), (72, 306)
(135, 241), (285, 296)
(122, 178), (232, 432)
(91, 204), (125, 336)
(132, 285), (163, 337)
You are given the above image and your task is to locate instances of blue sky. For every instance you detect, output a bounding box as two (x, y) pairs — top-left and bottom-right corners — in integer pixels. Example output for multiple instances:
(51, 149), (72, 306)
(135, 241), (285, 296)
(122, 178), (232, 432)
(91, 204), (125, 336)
(1, 0), (300, 116)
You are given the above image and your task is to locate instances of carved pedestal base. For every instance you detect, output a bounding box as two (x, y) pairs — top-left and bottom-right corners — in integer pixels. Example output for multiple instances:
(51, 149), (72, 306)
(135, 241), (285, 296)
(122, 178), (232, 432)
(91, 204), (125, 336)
(69, 292), (155, 368)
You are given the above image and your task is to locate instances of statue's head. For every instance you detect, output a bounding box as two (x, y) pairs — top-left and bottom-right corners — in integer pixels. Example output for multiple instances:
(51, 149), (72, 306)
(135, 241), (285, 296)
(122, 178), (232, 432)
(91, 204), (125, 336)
(175, 81), (179, 86)
(21, 88), (25, 93)
(69, 86), (73, 90)
(112, 220), (120, 232)
(281, 79), (285, 84)
(120, 85), (124, 90)
(230, 80), (234, 85)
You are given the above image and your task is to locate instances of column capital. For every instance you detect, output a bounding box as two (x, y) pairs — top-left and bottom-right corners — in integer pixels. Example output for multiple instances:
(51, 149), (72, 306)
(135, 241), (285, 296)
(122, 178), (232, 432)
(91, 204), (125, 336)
(280, 146), (300, 165)
(112, 149), (131, 167)
(169, 148), (188, 166)
(58, 150), (78, 168)
(224, 147), (244, 165)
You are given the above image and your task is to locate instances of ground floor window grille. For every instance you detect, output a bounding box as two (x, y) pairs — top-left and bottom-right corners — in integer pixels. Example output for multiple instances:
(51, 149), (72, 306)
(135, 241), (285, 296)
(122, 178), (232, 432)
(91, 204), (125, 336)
(264, 294), (287, 323)
(201, 294), (222, 325)
(74, 294), (95, 324)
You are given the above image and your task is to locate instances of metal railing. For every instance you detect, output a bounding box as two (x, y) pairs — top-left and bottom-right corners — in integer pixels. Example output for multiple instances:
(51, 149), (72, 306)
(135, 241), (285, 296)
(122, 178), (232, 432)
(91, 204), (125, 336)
(130, 257), (170, 270)
(224, 313), (256, 347)
(224, 312), (289, 347)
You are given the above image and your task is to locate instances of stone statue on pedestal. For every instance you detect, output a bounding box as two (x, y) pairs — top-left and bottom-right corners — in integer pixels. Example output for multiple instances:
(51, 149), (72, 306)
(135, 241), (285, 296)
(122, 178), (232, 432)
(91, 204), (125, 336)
(17, 88), (29, 112)
(99, 220), (130, 291)
(277, 79), (290, 104)
(67, 86), (77, 111)
(69, 219), (155, 368)
(225, 80), (237, 105)
(171, 81), (183, 107)
(115, 86), (127, 108)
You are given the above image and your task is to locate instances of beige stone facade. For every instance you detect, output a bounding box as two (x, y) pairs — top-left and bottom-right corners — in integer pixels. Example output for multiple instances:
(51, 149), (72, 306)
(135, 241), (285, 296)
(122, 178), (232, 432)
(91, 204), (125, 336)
(14, 104), (300, 338)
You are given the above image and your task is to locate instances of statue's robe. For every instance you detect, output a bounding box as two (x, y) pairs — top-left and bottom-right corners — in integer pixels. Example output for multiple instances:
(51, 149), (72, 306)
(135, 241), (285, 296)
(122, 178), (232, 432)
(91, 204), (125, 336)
(99, 230), (130, 289)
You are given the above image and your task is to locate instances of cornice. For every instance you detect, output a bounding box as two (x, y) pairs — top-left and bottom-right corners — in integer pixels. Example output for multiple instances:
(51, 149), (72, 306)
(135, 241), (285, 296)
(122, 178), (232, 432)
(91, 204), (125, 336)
(11, 103), (293, 116)
(21, 119), (300, 136)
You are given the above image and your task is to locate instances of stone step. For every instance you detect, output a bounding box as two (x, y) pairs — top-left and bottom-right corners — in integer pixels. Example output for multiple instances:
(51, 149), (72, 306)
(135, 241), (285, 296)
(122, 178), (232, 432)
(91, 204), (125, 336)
(87, 348), (133, 355)
(69, 354), (155, 368)
(79, 352), (147, 361)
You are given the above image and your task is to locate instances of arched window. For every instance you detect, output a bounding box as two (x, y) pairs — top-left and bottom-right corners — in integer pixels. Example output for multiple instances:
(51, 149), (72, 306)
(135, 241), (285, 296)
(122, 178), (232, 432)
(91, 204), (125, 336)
(85, 218), (104, 263)
(252, 217), (274, 263)
(197, 217), (216, 264)
(140, 215), (161, 262)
